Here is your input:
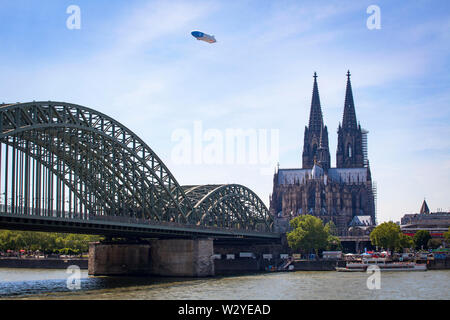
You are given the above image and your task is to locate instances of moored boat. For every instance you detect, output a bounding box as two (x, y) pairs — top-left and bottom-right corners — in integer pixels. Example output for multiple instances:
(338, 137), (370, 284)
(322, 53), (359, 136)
(336, 257), (427, 272)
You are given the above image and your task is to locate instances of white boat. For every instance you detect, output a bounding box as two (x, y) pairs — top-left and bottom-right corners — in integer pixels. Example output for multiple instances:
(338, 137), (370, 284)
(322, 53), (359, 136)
(336, 257), (427, 272)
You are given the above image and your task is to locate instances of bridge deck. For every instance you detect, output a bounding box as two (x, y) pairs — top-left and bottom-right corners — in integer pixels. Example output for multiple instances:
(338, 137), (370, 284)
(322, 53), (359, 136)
(0, 212), (280, 241)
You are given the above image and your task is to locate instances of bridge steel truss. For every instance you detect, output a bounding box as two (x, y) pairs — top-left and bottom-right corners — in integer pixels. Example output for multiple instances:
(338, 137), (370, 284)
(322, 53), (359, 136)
(0, 102), (276, 240)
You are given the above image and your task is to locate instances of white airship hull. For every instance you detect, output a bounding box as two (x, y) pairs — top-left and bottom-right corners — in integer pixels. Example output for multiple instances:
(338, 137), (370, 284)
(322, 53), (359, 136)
(192, 31), (216, 43)
(198, 35), (216, 43)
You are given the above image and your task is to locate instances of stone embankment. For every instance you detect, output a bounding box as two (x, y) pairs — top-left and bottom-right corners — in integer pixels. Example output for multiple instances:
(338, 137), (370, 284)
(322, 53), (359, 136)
(0, 257), (88, 269)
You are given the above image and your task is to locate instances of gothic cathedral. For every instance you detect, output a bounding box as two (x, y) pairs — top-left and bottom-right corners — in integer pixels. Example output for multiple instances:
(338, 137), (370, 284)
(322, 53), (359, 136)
(270, 71), (376, 235)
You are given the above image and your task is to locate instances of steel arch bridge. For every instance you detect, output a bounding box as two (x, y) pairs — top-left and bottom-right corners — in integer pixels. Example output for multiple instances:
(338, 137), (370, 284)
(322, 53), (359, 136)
(0, 101), (277, 240)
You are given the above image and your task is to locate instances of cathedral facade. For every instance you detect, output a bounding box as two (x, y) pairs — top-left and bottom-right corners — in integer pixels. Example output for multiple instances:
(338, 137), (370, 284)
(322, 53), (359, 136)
(270, 71), (376, 235)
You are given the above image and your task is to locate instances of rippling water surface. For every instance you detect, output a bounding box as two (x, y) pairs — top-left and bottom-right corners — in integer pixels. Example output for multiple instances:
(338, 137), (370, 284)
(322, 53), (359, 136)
(0, 268), (449, 300)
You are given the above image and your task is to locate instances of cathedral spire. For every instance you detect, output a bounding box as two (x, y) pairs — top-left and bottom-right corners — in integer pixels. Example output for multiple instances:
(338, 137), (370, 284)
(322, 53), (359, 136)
(303, 72), (329, 169)
(342, 70), (357, 129)
(336, 71), (365, 168)
(308, 72), (323, 132)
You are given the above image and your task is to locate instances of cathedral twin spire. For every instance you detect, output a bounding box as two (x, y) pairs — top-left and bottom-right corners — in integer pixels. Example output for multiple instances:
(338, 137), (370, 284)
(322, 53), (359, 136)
(342, 70), (358, 130)
(302, 71), (364, 170)
(302, 72), (330, 170)
(308, 72), (324, 131)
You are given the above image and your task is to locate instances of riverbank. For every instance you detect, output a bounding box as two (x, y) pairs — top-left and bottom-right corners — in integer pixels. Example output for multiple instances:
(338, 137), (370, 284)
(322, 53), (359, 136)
(0, 257), (346, 273)
(215, 257), (450, 273)
(0, 257), (338, 273)
(0, 258), (88, 269)
(0, 256), (448, 273)
(427, 258), (450, 270)
(290, 260), (346, 271)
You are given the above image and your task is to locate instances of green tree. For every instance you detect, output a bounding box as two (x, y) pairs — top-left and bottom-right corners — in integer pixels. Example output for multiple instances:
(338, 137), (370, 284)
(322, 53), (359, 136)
(324, 221), (338, 236)
(396, 234), (413, 251)
(287, 215), (329, 255)
(427, 238), (442, 250)
(369, 222), (402, 252)
(0, 230), (19, 251)
(0, 230), (101, 254)
(413, 230), (431, 250)
(326, 235), (342, 251)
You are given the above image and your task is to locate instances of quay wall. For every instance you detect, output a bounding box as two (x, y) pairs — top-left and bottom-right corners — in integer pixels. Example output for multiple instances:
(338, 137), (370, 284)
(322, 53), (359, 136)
(213, 243), (285, 257)
(214, 258), (346, 274)
(214, 258), (262, 275)
(427, 258), (450, 270)
(0, 258), (88, 269)
(291, 260), (345, 271)
(2, 256), (448, 273)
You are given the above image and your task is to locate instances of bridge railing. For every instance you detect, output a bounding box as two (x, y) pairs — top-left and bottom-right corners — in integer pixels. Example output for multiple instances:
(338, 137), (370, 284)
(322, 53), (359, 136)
(90, 214), (273, 234)
(0, 204), (277, 236)
(0, 204), (91, 220)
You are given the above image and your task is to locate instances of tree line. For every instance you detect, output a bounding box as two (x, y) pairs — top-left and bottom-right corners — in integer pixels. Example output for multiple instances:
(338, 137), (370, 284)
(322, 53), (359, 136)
(0, 230), (102, 255)
(370, 222), (449, 252)
(287, 215), (450, 254)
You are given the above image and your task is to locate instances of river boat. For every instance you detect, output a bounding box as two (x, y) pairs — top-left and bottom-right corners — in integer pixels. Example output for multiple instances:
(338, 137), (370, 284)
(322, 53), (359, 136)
(336, 257), (427, 272)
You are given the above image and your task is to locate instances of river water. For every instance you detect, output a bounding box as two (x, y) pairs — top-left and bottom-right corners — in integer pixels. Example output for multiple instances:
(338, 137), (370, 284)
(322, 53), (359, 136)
(0, 268), (449, 299)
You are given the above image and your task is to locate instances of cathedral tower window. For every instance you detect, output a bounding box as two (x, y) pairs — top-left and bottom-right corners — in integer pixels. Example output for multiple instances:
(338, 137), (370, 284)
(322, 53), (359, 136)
(308, 189), (315, 210)
(321, 190), (326, 208)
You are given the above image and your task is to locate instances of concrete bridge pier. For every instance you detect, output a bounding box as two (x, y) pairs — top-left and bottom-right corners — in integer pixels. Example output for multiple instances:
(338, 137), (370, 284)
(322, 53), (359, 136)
(150, 238), (214, 277)
(88, 242), (152, 276)
(88, 238), (214, 277)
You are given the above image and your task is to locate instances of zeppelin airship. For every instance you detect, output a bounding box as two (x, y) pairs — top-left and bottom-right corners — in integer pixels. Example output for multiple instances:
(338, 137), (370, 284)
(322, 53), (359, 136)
(191, 31), (216, 43)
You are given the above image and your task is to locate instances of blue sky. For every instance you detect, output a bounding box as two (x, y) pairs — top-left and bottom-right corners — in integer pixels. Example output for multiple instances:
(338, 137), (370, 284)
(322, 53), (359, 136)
(0, 0), (449, 222)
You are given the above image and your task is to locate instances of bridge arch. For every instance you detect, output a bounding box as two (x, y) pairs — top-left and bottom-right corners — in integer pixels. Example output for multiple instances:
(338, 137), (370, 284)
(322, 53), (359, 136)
(0, 102), (195, 223)
(183, 184), (273, 232)
(0, 102), (274, 233)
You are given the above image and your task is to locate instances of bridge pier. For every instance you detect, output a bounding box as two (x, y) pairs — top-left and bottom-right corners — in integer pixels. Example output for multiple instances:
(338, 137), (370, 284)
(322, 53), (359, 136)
(88, 242), (152, 276)
(88, 238), (214, 277)
(150, 238), (214, 277)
